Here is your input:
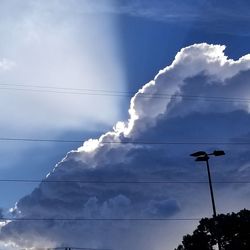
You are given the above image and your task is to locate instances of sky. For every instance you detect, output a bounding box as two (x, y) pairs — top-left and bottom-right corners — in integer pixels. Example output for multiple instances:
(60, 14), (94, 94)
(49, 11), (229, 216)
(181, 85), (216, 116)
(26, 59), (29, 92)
(1, 0), (250, 249)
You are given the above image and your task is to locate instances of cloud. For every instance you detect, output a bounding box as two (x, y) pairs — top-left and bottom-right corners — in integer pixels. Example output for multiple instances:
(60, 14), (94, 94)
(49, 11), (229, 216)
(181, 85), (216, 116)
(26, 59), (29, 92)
(1, 43), (250, 250)
(144, 199), (180, 217)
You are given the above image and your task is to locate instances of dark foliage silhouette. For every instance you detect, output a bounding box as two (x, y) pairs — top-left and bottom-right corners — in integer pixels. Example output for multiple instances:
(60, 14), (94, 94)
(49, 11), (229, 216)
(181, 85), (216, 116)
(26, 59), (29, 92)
(175, 209), (250, 250)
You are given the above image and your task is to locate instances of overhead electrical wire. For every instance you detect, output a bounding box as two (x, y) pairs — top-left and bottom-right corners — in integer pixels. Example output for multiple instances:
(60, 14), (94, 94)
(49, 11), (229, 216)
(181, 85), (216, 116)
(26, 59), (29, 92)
(1, 83), (250, 104)
(45, 248), (112, 250)
(0, 137), (250, 145)
(0, 179), (248, 184)
(0, 82), (249, 101)
(0, 217), (200, 221)
(0, 137), (83, 143)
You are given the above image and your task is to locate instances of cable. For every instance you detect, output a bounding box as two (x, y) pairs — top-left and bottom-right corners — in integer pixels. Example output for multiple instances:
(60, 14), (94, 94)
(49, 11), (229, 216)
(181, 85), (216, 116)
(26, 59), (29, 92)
(0, 179), (249, 184)
(0, 137), (83, 143)
(0, 137), (250, 145)
(0, 217), (200, 221)
(1, 85), (250, 104)
(0, 87), (136, 98)
(46, 248), (112, 250)
(1, 83), (250, 101)
(22, 247), (112, 250)
(0, 83), (132, 93)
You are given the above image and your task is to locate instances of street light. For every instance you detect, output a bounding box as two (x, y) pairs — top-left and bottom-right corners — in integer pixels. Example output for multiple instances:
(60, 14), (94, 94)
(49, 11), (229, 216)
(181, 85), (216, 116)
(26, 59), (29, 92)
(190, 150), (225, 217)
(190, 149), (225, 250)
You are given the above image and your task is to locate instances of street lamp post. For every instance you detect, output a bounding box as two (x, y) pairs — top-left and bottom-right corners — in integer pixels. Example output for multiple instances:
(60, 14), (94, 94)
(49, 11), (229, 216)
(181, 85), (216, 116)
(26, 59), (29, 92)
(190, 150), (225, 250)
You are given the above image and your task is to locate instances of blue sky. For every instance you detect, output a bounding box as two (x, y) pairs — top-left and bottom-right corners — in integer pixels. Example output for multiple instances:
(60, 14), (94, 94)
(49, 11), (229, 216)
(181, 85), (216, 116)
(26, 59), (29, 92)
(1, 1), (250, 249)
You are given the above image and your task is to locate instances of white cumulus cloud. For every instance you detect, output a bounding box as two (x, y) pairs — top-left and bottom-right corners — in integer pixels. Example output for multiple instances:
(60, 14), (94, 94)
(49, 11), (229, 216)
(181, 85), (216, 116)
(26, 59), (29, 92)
(1, 43), (250, 250)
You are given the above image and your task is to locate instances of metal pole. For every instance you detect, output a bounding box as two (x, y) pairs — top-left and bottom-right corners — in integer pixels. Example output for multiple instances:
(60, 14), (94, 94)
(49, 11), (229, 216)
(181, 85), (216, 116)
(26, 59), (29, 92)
(205, 158), (222, 250)
(205, 159), (217, 217)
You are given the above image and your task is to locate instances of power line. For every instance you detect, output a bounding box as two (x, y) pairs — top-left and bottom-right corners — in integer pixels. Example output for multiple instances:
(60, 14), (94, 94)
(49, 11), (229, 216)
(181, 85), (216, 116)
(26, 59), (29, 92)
(1, 84), (250, 104)
(0, 87), (137, 98)
(0, 83), (131, 93)
(0, 86), (247, 104)
(1, 82), (250, 101)
(0, 217), (200, 221)
(0, 137), (83, 143)
(21, 247), (112, 250)
(46, 248), (112, 250)
(0, 179), (249, 184)
(1, 137), (250, 145)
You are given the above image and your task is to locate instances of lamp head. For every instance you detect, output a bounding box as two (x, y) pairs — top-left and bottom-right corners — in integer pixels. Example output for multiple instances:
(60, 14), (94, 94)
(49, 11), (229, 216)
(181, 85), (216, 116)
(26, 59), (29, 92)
(190, 151), (207, 157)
(212, 150), (225, 156)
